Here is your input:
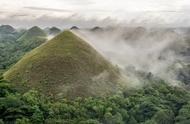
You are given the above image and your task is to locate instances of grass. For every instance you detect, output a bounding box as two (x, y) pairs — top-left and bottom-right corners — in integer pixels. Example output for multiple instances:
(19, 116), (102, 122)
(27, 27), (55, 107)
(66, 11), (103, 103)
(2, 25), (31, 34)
(4, 30), (121, 99)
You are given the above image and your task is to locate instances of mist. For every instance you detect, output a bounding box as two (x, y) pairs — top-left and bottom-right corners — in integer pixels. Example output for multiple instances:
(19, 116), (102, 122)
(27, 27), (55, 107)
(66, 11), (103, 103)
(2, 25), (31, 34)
(72, 26), (190, 85)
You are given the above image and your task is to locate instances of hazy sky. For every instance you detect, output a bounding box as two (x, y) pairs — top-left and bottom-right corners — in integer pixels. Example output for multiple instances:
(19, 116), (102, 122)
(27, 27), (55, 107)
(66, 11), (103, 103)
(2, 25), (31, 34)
(0, 0), (190, 28)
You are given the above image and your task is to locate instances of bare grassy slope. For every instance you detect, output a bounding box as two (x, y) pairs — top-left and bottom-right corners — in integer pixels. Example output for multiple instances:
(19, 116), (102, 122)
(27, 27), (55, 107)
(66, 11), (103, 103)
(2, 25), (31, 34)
(4, 30), (121, 99)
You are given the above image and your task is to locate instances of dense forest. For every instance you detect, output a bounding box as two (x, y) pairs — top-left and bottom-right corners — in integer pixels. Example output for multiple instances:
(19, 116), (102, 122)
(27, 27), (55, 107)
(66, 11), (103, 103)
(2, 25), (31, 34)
(1, 76), (190, 124)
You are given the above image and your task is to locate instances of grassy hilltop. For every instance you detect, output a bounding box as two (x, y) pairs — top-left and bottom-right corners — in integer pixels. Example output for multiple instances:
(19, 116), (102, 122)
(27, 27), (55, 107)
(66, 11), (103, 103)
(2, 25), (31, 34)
(4, 30), (121, 99)
(17, 26), (47, 52)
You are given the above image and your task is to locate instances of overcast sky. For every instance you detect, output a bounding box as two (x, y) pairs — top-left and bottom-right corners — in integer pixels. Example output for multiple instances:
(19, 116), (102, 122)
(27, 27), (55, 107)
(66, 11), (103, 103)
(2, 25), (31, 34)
(0, 0), (190, 28)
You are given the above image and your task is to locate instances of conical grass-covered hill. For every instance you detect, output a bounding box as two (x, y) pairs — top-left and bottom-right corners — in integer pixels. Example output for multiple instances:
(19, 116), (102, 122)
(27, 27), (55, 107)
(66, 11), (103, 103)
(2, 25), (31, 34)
(4, 30), (121, 99)
(17, 26), (47, 52)
(18, 26), (47, 41)
(48, 27), (61, 35)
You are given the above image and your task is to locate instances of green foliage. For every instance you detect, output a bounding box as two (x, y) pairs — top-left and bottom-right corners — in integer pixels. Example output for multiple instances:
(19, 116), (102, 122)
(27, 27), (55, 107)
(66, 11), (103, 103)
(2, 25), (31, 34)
(0, 119), (4, 124)
(153, 109), (174, 124)
(44, 80), (190, 124)
(175, 102), (190, 124)
(22, 90), (40, 106)
(31, 107), (44, 124)
(16, 117), (31, 124)
(132, 101), (157, 122)
(0, 77), (190, 124)
(78, 119), (101, 124)
(0, 26), (46, 70)
(0, 78), (49, 124)
(0, 80), (14, 97)
(142, 119), (157, 124)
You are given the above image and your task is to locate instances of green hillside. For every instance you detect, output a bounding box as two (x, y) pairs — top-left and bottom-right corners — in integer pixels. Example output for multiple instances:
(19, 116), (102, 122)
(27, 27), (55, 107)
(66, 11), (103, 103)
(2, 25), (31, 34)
(0, 25), (15, 34)
(48, 27), (61, 35)
(17, 26), (47, 52)
(4, 30), (121, 99)
(18, 26), (46, 40)
(0, 26), (47, 70)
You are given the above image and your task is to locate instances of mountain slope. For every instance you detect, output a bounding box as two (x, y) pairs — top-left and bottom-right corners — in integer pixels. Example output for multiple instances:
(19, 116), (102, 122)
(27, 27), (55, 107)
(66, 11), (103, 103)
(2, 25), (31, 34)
(17, 26), (47, 52)
(48, 27), (61, 35)
(18, 26), (46, 40)
(0, 25), (15, 34)
(4, 30), (121, 99)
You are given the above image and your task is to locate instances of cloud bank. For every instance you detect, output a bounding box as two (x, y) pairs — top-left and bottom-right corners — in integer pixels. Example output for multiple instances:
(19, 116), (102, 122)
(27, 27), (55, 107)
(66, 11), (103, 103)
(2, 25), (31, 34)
(0, 0), (190, 28)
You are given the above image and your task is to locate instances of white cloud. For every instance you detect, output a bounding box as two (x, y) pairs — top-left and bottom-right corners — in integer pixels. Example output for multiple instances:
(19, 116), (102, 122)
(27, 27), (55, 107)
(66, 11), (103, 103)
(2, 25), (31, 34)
(0, 0), (190, 27)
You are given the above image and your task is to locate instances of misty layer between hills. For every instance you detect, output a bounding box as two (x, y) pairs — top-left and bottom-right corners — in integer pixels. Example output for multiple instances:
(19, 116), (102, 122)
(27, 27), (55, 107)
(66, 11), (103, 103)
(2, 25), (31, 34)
(72, 27), (190, 85)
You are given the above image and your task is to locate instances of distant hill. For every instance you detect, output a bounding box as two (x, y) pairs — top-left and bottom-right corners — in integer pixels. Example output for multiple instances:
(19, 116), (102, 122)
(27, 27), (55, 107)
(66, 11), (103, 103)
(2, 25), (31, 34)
(4, 30), (121, 99)
(44, 27), (61, 35)
(0, 26), (25, 69)
(70, 26), (79, 30)
(0, 26), (48, 69)
(18, 26), (46, 41)
(17, 26), (47, 52)
(0, 25), (15, 34)
(91, 26), (103, 32)
(47, 27), (61, 35)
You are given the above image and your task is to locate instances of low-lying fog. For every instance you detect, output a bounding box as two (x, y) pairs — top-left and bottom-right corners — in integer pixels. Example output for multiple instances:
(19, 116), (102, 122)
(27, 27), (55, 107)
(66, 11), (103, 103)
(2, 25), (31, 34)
(73, 27), (190, 85)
